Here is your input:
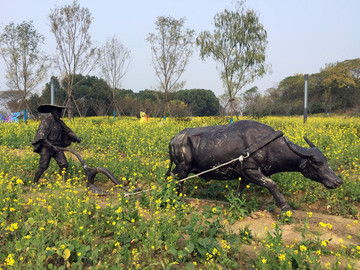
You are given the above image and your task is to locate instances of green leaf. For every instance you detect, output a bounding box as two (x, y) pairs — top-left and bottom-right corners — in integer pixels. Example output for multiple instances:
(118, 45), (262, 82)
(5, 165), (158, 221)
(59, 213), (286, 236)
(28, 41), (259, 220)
(26, 217), (35, 225)
(185, 242), (195, 253)
(185, 262), (196, 270)
(198, 237), (210, 247)
(169, 247), (178, 257)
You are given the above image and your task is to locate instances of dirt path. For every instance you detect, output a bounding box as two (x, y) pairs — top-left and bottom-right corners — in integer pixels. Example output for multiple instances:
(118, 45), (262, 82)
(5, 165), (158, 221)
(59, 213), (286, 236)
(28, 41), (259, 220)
(226, 210), (359, 246)
(185, 197), (360, 269)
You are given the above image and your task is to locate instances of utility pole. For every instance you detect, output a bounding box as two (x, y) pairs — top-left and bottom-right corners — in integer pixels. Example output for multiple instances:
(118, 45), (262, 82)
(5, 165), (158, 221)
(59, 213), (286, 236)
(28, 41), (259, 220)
(304, 74), (308, 123)
(50, 77), (55, 105)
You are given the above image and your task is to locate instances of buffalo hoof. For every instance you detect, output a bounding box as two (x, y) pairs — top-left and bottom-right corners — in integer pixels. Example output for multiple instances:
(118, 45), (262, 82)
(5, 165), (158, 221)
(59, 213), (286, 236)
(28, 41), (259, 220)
(86, 183), (108, 196)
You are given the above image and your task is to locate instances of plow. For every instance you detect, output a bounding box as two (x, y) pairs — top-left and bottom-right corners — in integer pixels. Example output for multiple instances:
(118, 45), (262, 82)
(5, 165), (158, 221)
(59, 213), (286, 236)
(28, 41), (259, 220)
(59, 147), (138, 196)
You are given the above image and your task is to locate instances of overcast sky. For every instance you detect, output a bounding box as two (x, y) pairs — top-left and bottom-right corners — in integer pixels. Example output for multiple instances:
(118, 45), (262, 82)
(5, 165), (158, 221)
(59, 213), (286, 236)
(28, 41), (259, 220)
(0, 0), (359, 96)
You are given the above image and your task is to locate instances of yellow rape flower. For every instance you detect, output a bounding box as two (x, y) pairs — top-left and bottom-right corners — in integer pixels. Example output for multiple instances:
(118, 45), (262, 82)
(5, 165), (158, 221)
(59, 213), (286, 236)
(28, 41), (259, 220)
(63, 249), (71, 260)
(278, 253), (286, 261)
(16, 179), (24, 185)
(4, 254), (15, 266)
(6, 223), (18, 232)
(319, 222), (332, 229)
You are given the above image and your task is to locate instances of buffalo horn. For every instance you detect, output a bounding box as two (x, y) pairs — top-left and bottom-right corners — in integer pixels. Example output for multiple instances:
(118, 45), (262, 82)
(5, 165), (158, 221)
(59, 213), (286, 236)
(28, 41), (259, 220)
(284, 137), (313, 158)
(304, 137), (316, 148)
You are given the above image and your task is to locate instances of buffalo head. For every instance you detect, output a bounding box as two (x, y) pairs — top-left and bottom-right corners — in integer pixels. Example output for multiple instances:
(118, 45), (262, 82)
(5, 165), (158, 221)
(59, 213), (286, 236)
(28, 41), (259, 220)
(287, 137), (343, 189)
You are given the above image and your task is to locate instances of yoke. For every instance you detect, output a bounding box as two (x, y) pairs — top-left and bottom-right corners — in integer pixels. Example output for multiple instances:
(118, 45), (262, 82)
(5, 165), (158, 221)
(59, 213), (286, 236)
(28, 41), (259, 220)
(240, 130), (284, 157)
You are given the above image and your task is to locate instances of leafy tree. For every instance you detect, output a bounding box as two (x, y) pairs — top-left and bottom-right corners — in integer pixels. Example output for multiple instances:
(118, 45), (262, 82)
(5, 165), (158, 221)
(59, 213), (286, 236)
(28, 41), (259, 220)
(146, 16), (195, 115)
(115, 89), (136, 99)
(27, 76), (66, 117)
(197, 3), (268, 116)
(113, 89), (136, 115)
(174, 89), (219, 116)
(242, 58), (360, 116)
(135, 90), (164, 117)
(319, 59), (360, 113)
(64, 74), (112, 116)
(100, 36), (131, 115)
(168, 100), (191, 117)
(41, 76), (66, 105)
(276, 74), (304, 115)
(49, 0), (99, 117)
(242, 86), (261, 116)
(0, 21), (49, 114)
(136, 90), (162, 102)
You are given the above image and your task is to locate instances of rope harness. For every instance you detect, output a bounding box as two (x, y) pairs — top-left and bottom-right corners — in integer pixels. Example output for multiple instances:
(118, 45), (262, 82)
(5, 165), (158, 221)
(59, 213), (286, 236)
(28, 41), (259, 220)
(123, 130), (284, 197)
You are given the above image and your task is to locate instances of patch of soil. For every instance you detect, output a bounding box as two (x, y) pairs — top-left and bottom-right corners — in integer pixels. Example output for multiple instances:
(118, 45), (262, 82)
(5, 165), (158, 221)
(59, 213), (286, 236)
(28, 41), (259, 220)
(226, 210), (359, 247)
(185, 198), (360, 269)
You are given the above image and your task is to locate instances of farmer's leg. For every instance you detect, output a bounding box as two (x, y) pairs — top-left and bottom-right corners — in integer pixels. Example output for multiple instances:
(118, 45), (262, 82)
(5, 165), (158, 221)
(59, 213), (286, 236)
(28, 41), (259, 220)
(34, 149), (51, 183)
(54, 151), (68, 180)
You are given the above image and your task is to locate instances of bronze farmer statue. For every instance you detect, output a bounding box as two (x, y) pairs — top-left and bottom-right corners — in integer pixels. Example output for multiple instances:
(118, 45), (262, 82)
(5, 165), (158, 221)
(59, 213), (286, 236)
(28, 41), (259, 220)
(32, 104), (81, 183)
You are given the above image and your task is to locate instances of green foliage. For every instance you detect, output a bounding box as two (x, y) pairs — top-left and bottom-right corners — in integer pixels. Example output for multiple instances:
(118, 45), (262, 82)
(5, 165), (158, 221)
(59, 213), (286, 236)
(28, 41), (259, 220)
(175, 89), (220, 116)
(244, 58), (360, 116)
(136, 89), (161, 102)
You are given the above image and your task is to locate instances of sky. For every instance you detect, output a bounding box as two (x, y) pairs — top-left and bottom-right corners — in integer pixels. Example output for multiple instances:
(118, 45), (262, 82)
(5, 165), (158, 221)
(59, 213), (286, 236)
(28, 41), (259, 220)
(0, 0), (359, 97)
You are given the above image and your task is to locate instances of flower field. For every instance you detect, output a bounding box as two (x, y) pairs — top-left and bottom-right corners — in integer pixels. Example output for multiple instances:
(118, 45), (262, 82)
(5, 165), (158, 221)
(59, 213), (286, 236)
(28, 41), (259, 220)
(0, 116), (359, 269)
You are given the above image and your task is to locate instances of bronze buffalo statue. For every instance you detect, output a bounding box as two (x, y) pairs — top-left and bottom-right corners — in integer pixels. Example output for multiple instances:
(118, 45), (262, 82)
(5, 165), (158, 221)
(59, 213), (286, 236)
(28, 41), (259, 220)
(166, 120), (342, 210)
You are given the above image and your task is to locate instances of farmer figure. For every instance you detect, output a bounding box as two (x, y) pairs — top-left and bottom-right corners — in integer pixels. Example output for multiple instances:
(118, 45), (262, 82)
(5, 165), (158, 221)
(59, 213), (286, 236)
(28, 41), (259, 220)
(32, 104), (81, 183)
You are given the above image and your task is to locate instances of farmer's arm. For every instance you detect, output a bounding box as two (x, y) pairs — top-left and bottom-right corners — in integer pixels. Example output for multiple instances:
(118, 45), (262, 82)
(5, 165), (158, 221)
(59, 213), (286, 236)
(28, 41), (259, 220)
(60, 120), (81, 143)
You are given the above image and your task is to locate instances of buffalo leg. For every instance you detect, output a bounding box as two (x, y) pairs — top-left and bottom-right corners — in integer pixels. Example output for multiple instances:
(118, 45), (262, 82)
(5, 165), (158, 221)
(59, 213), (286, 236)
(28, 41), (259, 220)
(172, 165), (190, 194)
(243, 169), (291, 211)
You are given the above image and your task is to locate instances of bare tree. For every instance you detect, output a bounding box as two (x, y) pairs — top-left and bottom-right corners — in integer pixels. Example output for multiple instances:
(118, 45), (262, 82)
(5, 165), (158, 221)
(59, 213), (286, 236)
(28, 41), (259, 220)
(0, 90), (23, 112)
(146, 16), (195, 116)
(49, 0), (99, 118)
(99, 36), (131, 115)
(0, 21), (49, 114)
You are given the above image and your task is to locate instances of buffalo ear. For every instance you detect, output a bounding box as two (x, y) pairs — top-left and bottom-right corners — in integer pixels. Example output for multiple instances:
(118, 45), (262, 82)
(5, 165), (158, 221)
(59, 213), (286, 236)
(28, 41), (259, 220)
(304, 137), (316, 148)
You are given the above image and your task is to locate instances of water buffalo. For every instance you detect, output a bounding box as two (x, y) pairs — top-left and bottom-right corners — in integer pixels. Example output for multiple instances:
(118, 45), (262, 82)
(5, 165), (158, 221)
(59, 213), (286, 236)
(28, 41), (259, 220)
(166, 120), (342, 210)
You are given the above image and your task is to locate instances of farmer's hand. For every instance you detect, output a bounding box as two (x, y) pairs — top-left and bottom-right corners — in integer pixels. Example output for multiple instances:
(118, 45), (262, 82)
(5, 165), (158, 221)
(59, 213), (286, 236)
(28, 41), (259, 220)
(42, 139), (60, 153)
